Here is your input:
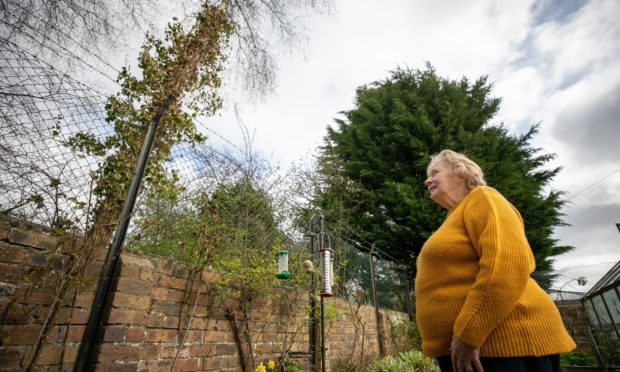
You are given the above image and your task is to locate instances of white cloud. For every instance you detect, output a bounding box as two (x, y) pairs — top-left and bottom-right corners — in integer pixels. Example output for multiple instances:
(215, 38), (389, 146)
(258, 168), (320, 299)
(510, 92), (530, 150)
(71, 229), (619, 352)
(168, 0), (620, 269)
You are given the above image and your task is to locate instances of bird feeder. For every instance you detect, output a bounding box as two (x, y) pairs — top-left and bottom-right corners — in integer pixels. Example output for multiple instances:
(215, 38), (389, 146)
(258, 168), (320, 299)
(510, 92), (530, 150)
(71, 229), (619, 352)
(319, 247), (334, 297)
(275, 249), (291, 279)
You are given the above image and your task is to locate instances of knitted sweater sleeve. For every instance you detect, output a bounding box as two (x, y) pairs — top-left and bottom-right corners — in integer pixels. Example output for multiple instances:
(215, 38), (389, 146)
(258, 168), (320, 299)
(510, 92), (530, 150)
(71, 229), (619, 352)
(453, 187), (534, 347)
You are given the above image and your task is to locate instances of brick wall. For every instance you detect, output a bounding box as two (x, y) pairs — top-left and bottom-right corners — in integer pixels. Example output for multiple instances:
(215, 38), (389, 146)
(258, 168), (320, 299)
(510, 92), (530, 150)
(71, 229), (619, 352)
(556, 300), (594, 352)
(0, 215), (409, 371)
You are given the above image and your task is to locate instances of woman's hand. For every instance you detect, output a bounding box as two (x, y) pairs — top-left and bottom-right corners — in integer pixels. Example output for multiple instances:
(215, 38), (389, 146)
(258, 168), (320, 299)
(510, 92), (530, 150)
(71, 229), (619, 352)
(450, 335), (484, 372)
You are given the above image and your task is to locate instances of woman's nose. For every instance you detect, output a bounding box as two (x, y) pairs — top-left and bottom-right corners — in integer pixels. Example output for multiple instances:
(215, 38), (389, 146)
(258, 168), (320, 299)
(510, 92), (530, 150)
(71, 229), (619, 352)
(424, 177), (432, 185)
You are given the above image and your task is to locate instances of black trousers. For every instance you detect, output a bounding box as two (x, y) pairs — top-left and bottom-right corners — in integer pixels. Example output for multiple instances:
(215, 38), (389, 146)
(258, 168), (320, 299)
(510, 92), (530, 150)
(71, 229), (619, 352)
(436, 354), (560, 372)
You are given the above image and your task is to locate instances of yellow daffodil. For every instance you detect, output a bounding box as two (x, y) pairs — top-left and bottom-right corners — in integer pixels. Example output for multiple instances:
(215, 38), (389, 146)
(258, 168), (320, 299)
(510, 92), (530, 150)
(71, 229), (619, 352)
(267, 360), (276, 370)
(255, 363), (266, 372)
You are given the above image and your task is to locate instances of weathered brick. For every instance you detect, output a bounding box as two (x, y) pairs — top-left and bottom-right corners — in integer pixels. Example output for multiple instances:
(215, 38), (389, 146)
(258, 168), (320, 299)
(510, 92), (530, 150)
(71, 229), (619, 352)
(172, 358), (200, 372)
(139, 268), (154, 283)
(116, 277), (152, 296)
(45, 325), (67, 343)
(108, 308), (140, 324)
(118, 263), (140, 279)
(144, 328), (177, 343)
(95, 362), (139, 372)
(112, 292), (150, 310)
(0, 262), (25, 282)
(2, 303), (37, 325)
(160, 345), (189, 359)
(120, 254), (155, 277)
(35, 344), (63, 365)
(201, 270), (218, 284)
(203, 330), (227, 342)
(145, 313), (165, 328)
(97, 345), (141, 362)
(261, 332), (278, 342)
(28, 253), (50, 267)
(190, 344), (215, 358)
(83, 260), (103, 280)
(190, 318), (208, 329)
(203, 356), (226, 370)
(138, 359), (172, 372)
(167, 289), (185, 302)
(215, 343), (237, 356)
(55, 307), (90, 324)
(163, 316), (180, 329)
(0, 218), (10, 240)
(23, 288), (57, 306)
(184, 330), (203, 343)
(0, 242), (29, 263)
(73, 292), (94, 308)
(3, 324), (39, 344)
(152, 287), (168, 301)
(151, 301), (181, 316)
(167, 277), (187, 291)
(140, 345), (160, 359)
(254, 342), (271, 354)
(103, 325), (126, 342)
(126, 326), (145, 342)
(155, 259), (175, 275)
(195, 305), (211, 319)
(8, 228), (58, 250)
(172, 264), (189, 278)
(65, 325), (86, 342)
(222, 355), (241, 368)
(0, 346), (25, 368)
(145, 314), (178, 330)
(214, 319), (230, 331)
(62, 345), (79, 363)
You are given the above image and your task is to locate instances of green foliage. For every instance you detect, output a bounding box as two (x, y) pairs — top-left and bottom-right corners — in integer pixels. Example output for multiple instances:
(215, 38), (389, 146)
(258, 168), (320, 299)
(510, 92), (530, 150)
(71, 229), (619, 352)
(388, 320), (422, 354)
(280, 358), (302, 372)
(64, 4), (231, 238)
(560, 350), (598, 366)
(210, 180), (282, 296)
(129, 193), (221, 264)
(316, 64), (570, 283)
(367, 350), (439, 372)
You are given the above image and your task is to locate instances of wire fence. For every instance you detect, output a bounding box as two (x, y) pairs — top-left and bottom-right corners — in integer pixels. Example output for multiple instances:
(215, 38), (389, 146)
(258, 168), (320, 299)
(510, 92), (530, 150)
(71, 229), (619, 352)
(328, 233), (411, 313)
(0, 40), (111, 229)
(0, 38), (412, 313)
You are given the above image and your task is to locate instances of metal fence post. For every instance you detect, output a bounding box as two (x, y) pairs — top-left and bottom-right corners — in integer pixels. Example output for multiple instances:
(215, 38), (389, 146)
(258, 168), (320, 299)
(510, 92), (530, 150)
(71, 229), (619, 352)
(73, 95), (176, 371)
(369, 245), (385, 357)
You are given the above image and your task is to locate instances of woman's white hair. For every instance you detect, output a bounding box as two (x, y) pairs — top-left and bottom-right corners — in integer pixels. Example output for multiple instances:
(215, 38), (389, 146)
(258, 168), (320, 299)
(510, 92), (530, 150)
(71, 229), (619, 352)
(427, 150), (486, 189)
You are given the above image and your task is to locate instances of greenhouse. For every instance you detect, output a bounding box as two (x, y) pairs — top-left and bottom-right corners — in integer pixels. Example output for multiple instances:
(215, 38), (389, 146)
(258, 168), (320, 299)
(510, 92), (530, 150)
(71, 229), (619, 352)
(582, 261), (620, 370)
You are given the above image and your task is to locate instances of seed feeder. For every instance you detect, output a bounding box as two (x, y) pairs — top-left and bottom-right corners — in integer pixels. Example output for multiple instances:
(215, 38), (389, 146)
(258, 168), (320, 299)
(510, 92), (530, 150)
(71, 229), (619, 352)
(275, 249), (291, 279)
(319, 247), (334, 297)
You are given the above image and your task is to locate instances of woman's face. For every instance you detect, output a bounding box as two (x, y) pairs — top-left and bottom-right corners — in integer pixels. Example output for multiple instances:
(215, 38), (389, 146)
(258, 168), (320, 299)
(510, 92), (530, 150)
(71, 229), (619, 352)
(424, 160), (468, 209)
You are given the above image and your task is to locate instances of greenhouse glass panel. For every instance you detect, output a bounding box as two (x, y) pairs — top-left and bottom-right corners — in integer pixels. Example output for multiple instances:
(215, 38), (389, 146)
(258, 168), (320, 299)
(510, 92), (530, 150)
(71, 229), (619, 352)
(584, 300), (598, 326)
(592, 295), (613, 326)
(602, 289), (620, 329)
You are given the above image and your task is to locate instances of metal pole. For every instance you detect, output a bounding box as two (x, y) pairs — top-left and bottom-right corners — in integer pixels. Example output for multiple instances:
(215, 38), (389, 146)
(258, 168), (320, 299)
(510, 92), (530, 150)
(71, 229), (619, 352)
(369, 246), (385, 357)
(319, 215), (326, 372)
(404, 265), (415, 321)
(74, 95), (176, 371)
(306, 215), (317, 371)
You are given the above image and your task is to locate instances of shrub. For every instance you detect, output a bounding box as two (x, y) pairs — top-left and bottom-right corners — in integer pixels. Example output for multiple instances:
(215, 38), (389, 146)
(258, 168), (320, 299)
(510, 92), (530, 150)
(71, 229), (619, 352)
(560, 350), (598, 366)
(389, 320), (422, 353)
(367, 350), (439, 372)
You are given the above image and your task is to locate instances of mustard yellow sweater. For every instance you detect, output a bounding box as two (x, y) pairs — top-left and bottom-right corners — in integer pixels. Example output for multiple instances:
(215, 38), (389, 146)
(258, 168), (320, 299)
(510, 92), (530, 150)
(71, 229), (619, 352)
(415, 186), (575, 357)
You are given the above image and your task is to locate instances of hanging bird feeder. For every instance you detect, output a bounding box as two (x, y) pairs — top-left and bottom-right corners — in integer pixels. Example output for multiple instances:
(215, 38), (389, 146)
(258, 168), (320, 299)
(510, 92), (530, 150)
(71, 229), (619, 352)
(319, 247), (334, 297)
(275, 249), (291, 279)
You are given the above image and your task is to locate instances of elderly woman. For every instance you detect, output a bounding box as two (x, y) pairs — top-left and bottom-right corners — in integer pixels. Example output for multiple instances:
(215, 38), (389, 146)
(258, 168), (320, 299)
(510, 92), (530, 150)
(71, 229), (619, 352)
(415, 150), (575, 372)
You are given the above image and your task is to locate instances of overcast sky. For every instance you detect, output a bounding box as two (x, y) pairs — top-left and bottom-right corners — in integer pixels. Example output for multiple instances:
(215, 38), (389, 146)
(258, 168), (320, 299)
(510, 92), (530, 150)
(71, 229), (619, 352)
(199, 0), (620, 270)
